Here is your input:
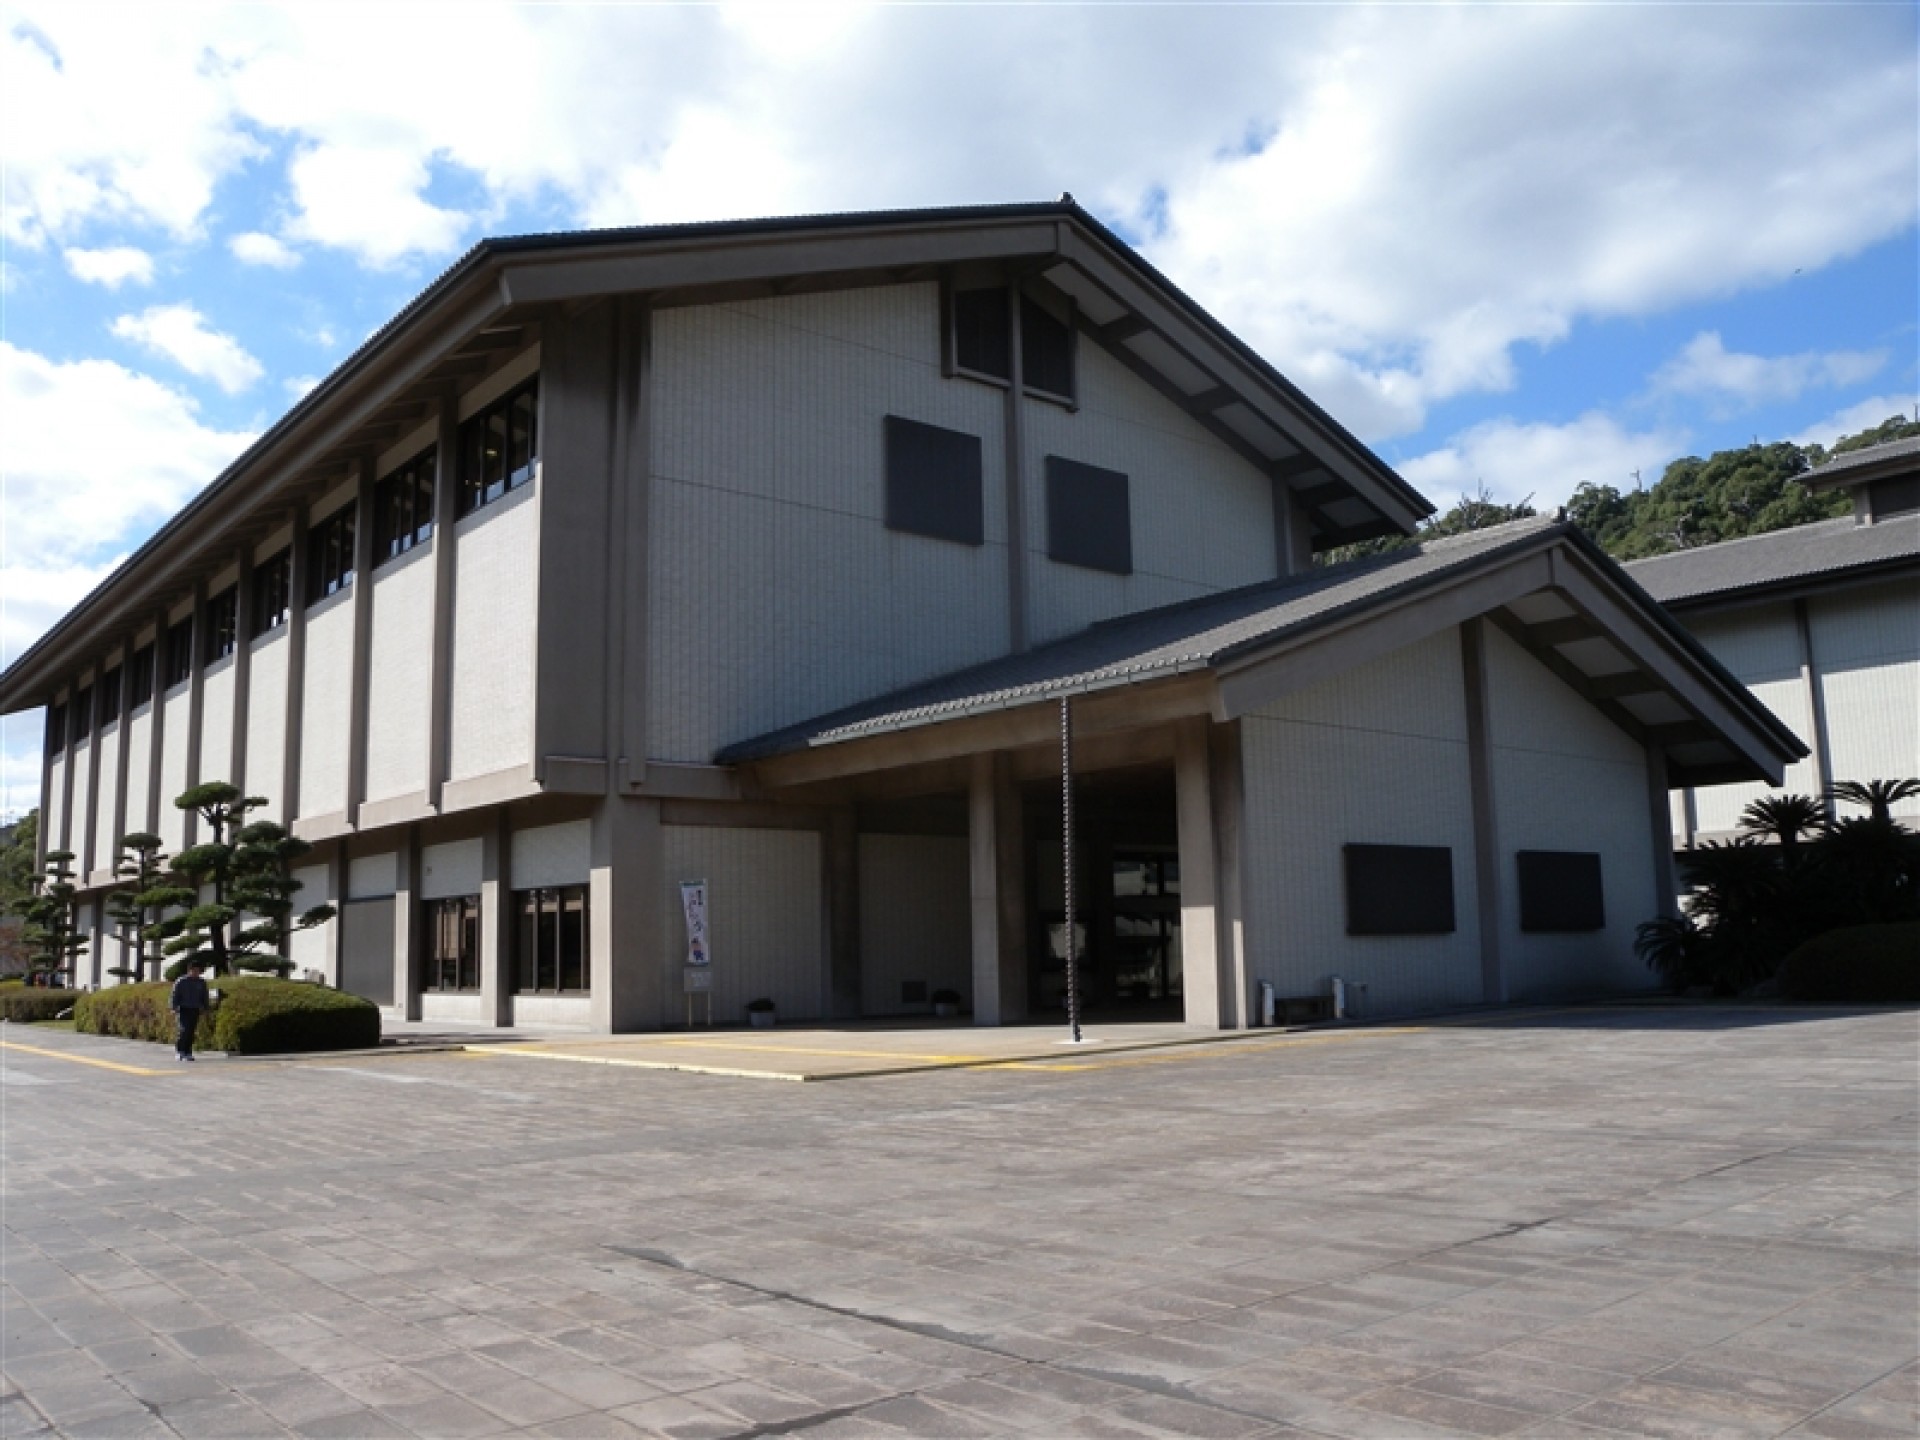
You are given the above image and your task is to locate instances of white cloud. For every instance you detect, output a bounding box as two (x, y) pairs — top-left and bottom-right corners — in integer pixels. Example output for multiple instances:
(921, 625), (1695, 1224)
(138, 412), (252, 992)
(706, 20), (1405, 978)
(108, 303), (264, 395)
(1654, 332), (1887, 409)
(229, 231), (299, 268)
(1793, 393), (1920, 450)
(0, 342), (257, 625)
(282, 374), (319, 400)
(1400, 413), (1689, 512)
(62, 245), (154, 288)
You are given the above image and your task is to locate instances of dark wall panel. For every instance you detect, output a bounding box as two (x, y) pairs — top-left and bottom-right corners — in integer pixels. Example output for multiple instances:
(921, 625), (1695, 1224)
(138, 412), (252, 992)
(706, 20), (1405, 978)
(1344, 843), (1456, 936)
(1517, 850), (1606, 932)
(885, 416), (984, 546)
(339, 896), (396, 1006)
(1046, 456), (1132, 575)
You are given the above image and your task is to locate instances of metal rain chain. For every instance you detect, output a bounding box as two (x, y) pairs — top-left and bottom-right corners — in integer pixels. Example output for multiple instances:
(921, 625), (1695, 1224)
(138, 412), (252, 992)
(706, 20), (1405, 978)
(1060, 695), (1082, 1043)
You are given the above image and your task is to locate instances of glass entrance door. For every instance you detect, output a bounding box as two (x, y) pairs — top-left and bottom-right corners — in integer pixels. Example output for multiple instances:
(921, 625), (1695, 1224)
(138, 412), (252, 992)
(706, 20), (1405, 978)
(1111, 849), (1181, 1002)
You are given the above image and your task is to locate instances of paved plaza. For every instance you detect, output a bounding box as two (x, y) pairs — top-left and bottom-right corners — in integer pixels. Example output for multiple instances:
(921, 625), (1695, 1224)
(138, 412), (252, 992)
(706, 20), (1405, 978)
(2, 1005), (1915, 1439)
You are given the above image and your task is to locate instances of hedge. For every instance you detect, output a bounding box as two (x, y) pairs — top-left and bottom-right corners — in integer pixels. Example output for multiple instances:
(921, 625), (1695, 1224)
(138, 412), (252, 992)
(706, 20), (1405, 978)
(0, 988), (81, 1022)
(1777, 922), (1920, 1003)
(76, 978), (381, 1054)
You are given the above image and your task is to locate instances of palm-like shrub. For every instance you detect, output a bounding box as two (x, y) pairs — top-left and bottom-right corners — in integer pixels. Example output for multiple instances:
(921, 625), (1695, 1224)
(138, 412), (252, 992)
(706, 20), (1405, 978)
(1827, 778), (1920, 823)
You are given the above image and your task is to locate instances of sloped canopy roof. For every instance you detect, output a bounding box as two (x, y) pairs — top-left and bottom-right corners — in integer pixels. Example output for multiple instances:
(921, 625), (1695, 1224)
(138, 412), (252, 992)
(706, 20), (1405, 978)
(1, 198), (1431, 712)
(725, 516), (1808, 791)
(1624, 514), (1920, 609)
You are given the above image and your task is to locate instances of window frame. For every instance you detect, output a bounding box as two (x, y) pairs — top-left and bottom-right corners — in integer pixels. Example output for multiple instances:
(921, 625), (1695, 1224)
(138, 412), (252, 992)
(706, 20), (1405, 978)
(251, 549), (292, 637)
(129, 644), (155, 707)
(944, 281), (1078, 406)
(514, 885), (589, 995)
(164, 618), (194, 690)
(374, 447), (436, 565)
(457, 379), (539, 519)
(205, 586), (239, 662)
(425, 895), (482, 993)
(305, 503), (356, 605)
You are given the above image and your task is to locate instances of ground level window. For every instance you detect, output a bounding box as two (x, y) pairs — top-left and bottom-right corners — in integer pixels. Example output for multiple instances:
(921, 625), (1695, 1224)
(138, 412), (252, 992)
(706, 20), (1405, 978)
(427, 896), (481, 991)
(515, 885), (588, 993)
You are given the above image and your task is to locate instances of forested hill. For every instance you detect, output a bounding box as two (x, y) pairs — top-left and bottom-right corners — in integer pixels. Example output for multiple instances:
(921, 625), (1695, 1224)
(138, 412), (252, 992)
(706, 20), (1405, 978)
(1325, 413), (1920, 566)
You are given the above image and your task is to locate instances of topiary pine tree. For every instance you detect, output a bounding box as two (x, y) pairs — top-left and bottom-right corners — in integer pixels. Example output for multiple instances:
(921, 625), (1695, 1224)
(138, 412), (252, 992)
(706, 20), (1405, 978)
(17, 849), (87, 987)
(226, 816), (334, 976)
(105, 832), (185, 983)
(151, 783), (333, 979)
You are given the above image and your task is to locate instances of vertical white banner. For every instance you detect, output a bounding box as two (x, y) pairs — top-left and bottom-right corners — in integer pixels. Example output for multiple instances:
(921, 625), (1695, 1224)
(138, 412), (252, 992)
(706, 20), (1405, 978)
(680, 880), (709, 968)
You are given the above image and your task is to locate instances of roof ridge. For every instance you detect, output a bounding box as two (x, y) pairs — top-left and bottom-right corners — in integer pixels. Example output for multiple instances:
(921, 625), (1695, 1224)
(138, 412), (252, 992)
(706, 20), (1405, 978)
(1622, 514), (1859, 567)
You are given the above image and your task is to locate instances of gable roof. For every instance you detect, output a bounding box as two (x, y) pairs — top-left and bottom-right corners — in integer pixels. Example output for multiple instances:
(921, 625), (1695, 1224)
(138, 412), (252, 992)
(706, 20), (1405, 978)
(1623, 514), (1920, 609)
(1, 198), (1430, 712)
(724, 516), (1807, 790)
(1803, 433), (1920, 490)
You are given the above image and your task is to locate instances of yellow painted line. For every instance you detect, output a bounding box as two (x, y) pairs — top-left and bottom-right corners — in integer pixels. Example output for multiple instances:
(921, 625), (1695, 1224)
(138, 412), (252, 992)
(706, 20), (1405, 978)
(482, 1048), (812, 1081)
(0, 1040), (180, 1076)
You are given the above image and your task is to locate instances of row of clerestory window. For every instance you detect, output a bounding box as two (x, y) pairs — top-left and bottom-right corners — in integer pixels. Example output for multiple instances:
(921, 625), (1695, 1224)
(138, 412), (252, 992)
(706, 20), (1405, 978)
(47, 379), (540, 751)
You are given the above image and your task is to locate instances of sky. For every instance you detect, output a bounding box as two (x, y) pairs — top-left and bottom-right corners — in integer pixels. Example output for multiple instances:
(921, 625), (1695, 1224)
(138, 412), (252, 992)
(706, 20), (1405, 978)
(1, 0), (1916, 820)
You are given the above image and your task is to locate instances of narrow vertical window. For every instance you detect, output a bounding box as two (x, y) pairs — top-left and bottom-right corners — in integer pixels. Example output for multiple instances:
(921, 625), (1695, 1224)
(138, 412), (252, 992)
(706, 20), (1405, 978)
(458, 379), (539, 518)
(129, 645), (155, 707)
(97, 667), (122, 723)
(305, 504), (355, 603)
(251, 549), (291, 636)
(45, 702), (66, 755)
(514, 885), (589, 993)
(205, 587), (239, 660)
(164, 618), (194, 689)
(71, 684), (93, 741)
(374, 448), (435, 564)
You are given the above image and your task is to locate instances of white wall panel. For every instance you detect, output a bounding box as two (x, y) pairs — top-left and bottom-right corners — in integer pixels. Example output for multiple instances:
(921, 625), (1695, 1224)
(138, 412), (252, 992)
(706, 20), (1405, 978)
(68, 740), (92, 870)
(123, 711), (152, 838)
(90, 725), (120, 868)
(1810, 580), (1920, 819)
(858, 834), (970, 1015)
(157, 692), (190, 850)
(1023, 339), (1277, 645)
(299, 596), (354, 817)
(365, 548), (434, 801)
(420, 838), (482, 900)
(348, 852), (399, 899)
(244, 636), (288, 819)
(660, 825), (823, 1022)
(288, 862), (333, 980)
(513, 820), (589, 890)
(199, 659), (235, 788)
(1239, 631), (1482, 1016)
(648, 286), (1009, 762)
(1484, 625), (1656, 999)
(449, 491), (537, 781)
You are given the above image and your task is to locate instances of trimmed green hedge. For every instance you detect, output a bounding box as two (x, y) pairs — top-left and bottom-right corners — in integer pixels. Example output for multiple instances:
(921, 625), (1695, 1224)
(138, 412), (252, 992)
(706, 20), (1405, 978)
(75, 978), (380, 1054)
(0, 987), (81, 1022)
(1778, 922), (1920, 1003)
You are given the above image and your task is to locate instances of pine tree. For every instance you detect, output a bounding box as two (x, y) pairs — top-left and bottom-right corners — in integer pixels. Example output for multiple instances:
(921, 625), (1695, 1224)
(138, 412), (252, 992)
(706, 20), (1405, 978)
(105, 833), (184, 982)
(17, 849), (87, 986)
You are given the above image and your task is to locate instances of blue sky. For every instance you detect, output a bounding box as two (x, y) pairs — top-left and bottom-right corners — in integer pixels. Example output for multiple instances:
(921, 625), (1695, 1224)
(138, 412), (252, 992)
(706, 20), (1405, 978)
(2, 1), (1916, 818)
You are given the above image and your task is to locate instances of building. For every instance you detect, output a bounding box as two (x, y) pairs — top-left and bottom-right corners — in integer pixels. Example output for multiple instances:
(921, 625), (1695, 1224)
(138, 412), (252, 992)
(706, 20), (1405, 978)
(0, 200), (1804, 1032)
(1625, 435), (1920, 847)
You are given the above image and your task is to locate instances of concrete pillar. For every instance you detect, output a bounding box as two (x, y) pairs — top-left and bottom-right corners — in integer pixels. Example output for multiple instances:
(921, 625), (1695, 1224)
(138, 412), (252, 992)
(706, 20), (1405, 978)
(1175, 717), (1234, 1029)
(1209, 721), (1250, 1028)
(394, 828), (421, 1021)
(969, 753), (1028, 1025)
(144, 609), (167, 836)
(825, 808), (862, 1019)
(283, 505), (309, 826)
(589, 796), (665, 1033)
(183, 581), (207, 846)
(230, 544), (254, 796)
(479, 813), (512, 1028)
(346, 460), (376, 826)
(1461, 619), (1507, 1005)
(1795, 598), (1834, 819)
(1647, 747), (1680, 920)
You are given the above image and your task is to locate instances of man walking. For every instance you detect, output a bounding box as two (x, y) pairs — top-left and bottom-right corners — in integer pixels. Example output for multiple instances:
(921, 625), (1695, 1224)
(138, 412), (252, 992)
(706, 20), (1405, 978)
(170, 961), (210, 1062)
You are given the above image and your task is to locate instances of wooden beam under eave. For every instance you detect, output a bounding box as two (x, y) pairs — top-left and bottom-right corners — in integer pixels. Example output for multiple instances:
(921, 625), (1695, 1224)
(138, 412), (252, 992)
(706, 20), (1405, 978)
(1529, 616), (1603, 647)
(1292, 477), (1347, 505)
(1485, 610), (1650, 747)
(1095, 315), (1150, 344)
(1587, 671), (1664, 699)
(1188, 386), (1237, 413)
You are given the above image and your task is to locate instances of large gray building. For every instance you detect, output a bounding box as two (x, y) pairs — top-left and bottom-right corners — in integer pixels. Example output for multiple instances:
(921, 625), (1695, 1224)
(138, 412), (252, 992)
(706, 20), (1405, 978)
(2, 201), (1803, 1032)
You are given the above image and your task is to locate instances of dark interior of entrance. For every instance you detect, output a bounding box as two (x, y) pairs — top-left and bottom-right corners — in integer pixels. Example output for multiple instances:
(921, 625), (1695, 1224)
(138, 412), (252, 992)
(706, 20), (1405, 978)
(1027, 764), (1182, 1019)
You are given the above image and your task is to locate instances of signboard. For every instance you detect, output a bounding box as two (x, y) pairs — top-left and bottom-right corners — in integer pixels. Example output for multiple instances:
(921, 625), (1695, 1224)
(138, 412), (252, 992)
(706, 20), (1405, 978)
(679, 880), (709, 966)
(682, 966), (712, 993)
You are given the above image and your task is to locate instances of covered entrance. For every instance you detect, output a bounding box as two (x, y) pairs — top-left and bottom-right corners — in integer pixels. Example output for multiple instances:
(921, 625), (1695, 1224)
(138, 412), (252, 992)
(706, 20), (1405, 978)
(1026, 766), (1184, 1020)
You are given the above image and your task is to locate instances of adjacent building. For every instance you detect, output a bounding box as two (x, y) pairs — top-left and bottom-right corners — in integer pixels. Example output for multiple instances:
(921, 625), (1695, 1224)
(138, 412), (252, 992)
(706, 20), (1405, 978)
(1, 201), (1804, 1031)
(1625, 435), (1920, 846)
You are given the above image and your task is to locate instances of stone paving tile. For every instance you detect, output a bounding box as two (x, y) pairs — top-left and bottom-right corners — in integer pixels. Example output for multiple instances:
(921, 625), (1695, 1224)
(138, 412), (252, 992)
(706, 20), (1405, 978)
(5, 1006), (1917, 1438)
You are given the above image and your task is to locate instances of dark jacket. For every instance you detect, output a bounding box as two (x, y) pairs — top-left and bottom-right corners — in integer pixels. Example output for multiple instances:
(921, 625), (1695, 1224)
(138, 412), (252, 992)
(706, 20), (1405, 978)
(170, 973), (210, 1013)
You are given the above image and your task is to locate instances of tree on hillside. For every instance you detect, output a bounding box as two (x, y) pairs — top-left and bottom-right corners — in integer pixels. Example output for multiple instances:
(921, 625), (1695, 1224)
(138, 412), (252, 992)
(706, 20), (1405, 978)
(1567, 415), (1920, 562)
(1320, 483), (1537, 566)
